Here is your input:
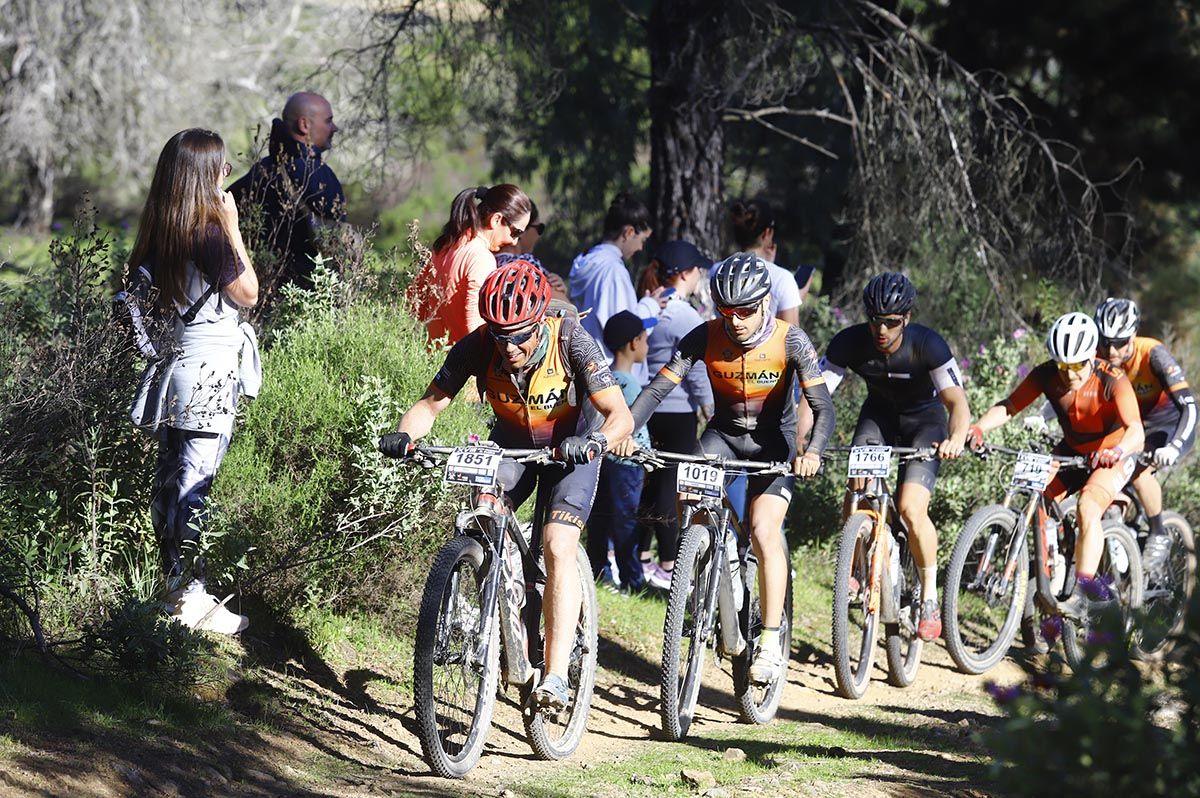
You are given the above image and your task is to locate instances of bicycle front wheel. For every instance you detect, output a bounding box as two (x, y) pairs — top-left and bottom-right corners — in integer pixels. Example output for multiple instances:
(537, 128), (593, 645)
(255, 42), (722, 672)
(660, 524), (714, 741)
(885, 534), (924, 688)
(831, 512), (880, 700)
(942, 505), (1027, 675)
(413, 535), (499, 779)
(1063, 519), (1144, 669)
(1132, 511), (1195, 661)
(732, 530), (793, 724)
(524, 545), (599, 760)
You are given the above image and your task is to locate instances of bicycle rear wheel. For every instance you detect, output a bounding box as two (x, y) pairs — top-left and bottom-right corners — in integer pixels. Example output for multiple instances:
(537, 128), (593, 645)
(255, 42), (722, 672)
(660, 524), (713, 741)
(732, 531), (793, 723)
(831, 512), (880, 700)
(942, 505), (1027, 675)
(1132, 511), (1195, 661)
(1063, 520), (1144, 669)
(523, 545), (598, 760)
(413, 535), (499, 779)
(885, 534), (924, 687)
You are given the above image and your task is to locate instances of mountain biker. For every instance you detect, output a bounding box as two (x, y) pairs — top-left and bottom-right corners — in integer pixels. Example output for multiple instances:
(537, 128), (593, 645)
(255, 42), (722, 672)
(1094, 298), (1195, 581)
(379, 260), (634, 710)
(812, 272), (972, 642)
(613, 252), (835, 686)
(969, 312), (1145, 620)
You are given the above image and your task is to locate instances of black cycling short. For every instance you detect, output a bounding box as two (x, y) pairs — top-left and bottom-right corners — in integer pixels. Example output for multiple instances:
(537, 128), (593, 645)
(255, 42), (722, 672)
(495, 456), (601, 531)
(851, 400), (948, 492)
(696, 426), (796, 503)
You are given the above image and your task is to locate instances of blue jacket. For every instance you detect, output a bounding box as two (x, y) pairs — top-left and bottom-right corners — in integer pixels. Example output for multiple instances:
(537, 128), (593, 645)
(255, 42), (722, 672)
(569, 242), (658, 380)
(647, 297), (713, 415)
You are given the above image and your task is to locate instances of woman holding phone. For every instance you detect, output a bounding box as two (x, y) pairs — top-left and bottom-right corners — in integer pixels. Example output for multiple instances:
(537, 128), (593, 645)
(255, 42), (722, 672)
(129, 128), (259, 634)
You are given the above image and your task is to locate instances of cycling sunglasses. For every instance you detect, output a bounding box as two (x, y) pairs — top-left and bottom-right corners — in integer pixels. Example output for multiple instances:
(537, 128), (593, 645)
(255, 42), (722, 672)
(489, 324), (538, 347)
(716, 304), (760, 319)
(1056, 360), (1089, 373)
(868, 314), (906, 329)
(1099, 336), (1132, 350)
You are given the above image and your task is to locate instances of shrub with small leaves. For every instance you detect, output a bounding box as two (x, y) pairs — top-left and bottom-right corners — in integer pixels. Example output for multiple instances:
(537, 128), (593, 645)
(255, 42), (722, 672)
(83, 591), (207, 685)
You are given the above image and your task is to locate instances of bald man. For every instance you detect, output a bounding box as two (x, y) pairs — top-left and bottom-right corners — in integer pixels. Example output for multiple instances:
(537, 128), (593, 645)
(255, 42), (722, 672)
(230, 92), (346, 292)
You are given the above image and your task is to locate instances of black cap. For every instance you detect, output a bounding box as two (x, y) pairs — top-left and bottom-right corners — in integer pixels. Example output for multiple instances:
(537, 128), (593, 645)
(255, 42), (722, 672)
(653, 240), (707, 276)
(603, 310), (657, 353)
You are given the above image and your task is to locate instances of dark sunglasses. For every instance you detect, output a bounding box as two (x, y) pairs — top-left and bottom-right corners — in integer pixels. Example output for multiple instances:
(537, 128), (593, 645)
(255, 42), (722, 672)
(489, 324), (538, 347)
(717, 304), (760, 320)
(504, 218), (526, 238)
(869, 314), (906, 330)
(1100, 336), (1132, 350)
(529, 222), (546, 236)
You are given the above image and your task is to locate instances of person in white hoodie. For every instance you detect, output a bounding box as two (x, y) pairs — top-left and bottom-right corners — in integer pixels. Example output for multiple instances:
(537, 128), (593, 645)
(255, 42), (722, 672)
(568, 192), (662, 379)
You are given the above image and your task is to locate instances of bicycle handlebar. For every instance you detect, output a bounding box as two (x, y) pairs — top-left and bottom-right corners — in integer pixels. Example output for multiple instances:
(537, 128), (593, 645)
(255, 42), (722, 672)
(822, 444), (939, 461)
(626, 448), (791, 475)
(973, 443), (1088, 469)
(406, 444), (564, 466)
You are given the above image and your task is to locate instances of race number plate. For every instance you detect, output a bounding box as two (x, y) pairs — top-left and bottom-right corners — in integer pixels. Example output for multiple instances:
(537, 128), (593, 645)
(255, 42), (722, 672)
(1011, 452), (1053, 491)
(444, 447), (503, 487)
(676, 462), (725, 499)
(847, 446), (891, 478)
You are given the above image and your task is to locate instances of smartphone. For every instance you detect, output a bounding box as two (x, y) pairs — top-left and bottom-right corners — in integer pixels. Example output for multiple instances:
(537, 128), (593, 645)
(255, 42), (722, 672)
(660, 287), (676, 299)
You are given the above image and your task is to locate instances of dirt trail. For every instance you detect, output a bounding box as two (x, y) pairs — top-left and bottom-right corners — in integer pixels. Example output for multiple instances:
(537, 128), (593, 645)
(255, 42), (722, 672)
(0, 608), (1028, 798)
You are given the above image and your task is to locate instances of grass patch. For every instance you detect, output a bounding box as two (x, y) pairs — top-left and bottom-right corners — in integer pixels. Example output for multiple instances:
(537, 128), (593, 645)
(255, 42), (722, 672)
(0, 654), (230, 739)
(288, 604), (414, 700)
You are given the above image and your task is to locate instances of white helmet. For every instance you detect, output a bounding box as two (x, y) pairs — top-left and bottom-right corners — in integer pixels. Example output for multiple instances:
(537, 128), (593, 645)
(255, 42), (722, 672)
(1046, 312), (1099, 364)
(1094, 297), (1140, 340)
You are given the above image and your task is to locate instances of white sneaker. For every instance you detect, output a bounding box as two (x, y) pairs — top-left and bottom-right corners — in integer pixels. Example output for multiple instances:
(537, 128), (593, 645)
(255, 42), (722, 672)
(748, 645), (786, 685)
(170, 583), (249, 635)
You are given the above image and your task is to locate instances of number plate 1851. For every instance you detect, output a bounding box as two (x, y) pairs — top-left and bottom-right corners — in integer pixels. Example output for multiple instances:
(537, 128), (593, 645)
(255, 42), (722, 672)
(444, 447), (503, 487)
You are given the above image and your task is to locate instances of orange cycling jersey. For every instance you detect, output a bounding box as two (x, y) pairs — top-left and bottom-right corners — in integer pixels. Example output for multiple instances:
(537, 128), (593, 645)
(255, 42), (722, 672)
(432, 316), (621, 447)
(630, 318), (835, 453)
(1000, 359), (1140, 453)
(1122, 336), (1189, 416)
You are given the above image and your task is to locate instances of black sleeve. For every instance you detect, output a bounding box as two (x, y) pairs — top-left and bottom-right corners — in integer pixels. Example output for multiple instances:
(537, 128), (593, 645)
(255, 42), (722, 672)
(788, 327), (835, 454)
(919, 327), (955, 370)
(565, 323), (620, 398)
(1149, 344), (1196, 446)
(823, 326), (858, 369)
(431, 329), (489, 399)
(630, 322), (709, 429)
(196, 224), (244, 289)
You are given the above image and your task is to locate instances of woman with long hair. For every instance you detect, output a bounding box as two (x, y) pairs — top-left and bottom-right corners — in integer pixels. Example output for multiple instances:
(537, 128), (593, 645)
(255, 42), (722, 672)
(728, 198), (802, 325)
(129, 128), (259, 634)
(407, 184), (532, 345)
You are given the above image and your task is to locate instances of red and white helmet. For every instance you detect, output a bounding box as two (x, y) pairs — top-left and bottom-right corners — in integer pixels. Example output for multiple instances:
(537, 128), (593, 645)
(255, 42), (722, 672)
(479, 259), (551, 327)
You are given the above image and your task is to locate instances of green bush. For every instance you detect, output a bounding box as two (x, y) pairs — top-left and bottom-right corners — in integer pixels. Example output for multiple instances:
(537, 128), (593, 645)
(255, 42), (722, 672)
(82, 590), (208, 685)
(984, 594), (1200, 794)
(209, 268), (490, 624)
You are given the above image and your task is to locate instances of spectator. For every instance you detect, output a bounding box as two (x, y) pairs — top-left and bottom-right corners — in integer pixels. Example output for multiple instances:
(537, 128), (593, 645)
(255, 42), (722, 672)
(587, 310), (655, 592)
(724, 198), (802, 324)
(128, 128), (260, 634)
(230, 92), (345, 292)
(407, 184), (531, 346)
(634, 241), (714, 589)
(495, 199), (570, 304)
(568, 191), (660, 367)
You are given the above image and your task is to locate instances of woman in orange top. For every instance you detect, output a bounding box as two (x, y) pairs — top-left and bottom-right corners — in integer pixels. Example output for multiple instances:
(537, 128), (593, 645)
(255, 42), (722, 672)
(968, 312), (1144, 621)
(408, 184), (532, 346)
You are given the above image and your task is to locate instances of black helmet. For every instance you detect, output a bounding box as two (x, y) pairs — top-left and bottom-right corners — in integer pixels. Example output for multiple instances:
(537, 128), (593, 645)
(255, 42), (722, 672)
(862, 271), (916, 316)
(711, 252), (771, 307)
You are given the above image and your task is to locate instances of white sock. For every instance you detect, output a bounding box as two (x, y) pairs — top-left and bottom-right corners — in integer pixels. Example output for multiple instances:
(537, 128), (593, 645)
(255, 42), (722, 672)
(921, 566), (938, 602)
(758, 626), (781, 651)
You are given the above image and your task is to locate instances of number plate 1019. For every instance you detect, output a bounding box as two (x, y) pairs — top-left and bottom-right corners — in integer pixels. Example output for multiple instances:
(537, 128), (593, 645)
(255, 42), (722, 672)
(847, 446), (892, 478)
(676, 463), (725, 499)
(444, 448), (503, 487)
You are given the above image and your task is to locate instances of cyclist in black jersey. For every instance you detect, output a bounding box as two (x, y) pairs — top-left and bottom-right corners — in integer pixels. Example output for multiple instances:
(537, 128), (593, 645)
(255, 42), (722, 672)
(613, 252), (835, 686)
(811, 272), (972, 641)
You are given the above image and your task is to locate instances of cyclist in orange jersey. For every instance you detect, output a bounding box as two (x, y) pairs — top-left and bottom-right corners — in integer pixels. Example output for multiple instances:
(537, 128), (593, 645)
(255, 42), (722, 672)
(969, 312), (1144, 620)
(1094, 298), (1196, 581)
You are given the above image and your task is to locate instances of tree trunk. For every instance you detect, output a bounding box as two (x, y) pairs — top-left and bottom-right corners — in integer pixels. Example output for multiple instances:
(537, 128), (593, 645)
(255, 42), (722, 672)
(648, 0), (729, 257)
(15, 153), (55, 232)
